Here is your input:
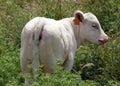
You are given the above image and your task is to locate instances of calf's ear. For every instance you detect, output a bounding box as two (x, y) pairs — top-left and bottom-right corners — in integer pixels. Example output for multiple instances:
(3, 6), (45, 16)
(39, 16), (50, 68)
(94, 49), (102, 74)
(73, 10), (84, 25)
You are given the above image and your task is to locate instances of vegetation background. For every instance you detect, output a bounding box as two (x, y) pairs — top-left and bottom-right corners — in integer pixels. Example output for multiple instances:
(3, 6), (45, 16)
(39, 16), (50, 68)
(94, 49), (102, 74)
(0, 0), (120, 86)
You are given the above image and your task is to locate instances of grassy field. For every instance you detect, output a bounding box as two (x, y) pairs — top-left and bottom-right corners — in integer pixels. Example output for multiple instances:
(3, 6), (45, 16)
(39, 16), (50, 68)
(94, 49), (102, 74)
(0, 0), (120, 86)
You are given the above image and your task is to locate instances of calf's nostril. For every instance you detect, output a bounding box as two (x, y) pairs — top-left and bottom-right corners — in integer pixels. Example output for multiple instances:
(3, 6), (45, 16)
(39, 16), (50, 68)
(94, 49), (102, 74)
(104, 36), (108, 42)
(104, 36), (108, 40)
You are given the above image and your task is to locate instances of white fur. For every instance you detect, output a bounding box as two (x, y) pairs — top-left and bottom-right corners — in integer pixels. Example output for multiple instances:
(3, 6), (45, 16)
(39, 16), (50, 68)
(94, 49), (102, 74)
(20, 10), (108, 85)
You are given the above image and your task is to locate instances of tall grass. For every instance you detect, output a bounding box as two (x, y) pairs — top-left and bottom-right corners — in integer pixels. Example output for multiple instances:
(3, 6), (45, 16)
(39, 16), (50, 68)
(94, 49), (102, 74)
(0, 0), (120, 85)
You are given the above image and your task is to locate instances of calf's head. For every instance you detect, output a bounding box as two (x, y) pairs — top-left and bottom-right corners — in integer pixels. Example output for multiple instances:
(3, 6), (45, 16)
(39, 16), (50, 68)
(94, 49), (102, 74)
(73, 10), (108, 45)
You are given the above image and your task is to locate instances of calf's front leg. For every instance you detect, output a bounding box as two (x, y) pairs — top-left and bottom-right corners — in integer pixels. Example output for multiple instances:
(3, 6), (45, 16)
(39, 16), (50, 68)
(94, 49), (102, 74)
(63, 53), (74, 71)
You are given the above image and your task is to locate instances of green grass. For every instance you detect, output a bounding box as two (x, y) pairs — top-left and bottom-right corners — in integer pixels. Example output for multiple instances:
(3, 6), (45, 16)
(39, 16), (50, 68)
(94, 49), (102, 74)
(0, 0), (120, 86)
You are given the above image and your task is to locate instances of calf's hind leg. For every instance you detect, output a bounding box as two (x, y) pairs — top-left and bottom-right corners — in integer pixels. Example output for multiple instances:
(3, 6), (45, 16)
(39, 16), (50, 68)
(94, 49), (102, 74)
(20, 44), (33, 85)
(21, 57), (33, 85)
(40, 43), (56, 73)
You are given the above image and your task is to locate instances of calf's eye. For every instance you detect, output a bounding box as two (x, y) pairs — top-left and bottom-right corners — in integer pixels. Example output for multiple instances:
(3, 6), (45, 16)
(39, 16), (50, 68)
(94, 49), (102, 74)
(92, 23), (98, 29)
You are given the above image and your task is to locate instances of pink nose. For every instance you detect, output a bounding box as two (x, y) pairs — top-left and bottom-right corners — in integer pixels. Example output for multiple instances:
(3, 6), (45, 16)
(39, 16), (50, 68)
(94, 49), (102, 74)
(98, 36), (108, 44)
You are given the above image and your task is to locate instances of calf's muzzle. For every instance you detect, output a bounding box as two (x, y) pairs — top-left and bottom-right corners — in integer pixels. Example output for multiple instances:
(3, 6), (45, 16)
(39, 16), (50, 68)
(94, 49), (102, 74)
(98, 36), (108, 44)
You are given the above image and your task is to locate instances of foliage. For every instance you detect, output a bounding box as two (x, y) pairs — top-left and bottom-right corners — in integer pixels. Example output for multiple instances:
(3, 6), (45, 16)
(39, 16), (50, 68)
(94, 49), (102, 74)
(0, 0), (120, 86)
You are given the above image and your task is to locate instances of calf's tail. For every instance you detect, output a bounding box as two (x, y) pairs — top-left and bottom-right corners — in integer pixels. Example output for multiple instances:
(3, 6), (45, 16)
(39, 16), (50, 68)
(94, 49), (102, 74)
(32, 21), (45, 75)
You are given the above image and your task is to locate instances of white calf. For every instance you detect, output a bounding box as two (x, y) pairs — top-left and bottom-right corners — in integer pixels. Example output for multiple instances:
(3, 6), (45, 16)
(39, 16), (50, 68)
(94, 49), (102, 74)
(20, 10), (108, 85)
